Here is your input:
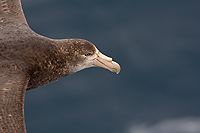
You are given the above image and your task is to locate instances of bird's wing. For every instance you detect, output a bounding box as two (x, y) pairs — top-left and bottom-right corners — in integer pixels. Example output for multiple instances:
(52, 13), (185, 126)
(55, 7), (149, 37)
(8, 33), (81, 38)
(0, 69), (29, 133)
(0, 0), (27, 25)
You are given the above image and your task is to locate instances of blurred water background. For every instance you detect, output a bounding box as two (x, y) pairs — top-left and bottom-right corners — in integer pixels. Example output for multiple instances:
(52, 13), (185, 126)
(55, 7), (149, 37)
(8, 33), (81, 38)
(23, 0), (200, 133)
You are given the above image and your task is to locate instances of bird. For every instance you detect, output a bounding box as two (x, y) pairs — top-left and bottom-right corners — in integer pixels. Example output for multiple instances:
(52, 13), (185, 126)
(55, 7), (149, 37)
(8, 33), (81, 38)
(0, 0), (120, 132)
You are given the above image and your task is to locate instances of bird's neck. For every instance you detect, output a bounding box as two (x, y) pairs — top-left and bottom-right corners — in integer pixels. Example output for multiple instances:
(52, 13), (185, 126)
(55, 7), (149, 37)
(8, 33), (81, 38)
(27, 39), (76, 90)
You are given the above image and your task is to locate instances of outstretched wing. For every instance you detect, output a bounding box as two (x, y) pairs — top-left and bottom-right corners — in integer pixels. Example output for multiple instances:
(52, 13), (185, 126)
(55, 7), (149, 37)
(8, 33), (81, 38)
(0, 69), (29, 133)
(0, 0), (27, 25)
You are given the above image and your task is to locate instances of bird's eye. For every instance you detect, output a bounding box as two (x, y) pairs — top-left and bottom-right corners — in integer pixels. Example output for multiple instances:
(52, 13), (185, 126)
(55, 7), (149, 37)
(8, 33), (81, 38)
(85, 53), (92, 56)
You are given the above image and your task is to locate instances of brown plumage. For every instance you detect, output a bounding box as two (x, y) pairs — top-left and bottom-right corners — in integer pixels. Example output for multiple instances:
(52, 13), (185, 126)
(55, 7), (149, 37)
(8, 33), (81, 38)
(0, 0), (120, 132)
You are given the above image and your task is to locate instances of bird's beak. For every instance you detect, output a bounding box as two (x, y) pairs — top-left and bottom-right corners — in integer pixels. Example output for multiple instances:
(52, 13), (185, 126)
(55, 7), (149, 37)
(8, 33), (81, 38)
(93, 52), (121, 74)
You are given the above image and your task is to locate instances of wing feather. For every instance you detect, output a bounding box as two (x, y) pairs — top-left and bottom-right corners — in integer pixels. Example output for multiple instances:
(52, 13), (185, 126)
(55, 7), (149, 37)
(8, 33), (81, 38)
(0, 70), (29, 133)
(0, 0), (27, 25)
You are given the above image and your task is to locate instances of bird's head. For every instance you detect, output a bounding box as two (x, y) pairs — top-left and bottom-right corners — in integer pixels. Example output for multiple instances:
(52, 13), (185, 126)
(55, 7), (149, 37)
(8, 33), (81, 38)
(58, 39), (120, 74)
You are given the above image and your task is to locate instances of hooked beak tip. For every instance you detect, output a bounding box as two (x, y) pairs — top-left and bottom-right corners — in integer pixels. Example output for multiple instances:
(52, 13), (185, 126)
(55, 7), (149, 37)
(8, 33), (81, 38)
(94, 51), (121, 74)
(111, 61), (121, 74)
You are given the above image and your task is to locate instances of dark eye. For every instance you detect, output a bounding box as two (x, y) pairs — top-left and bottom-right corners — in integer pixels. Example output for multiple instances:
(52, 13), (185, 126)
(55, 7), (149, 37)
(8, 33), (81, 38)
(85, 53), (92, 56)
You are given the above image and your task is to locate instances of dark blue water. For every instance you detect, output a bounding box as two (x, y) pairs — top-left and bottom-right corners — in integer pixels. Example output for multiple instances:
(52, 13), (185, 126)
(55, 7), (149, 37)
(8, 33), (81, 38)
(23, 0), (200, 132)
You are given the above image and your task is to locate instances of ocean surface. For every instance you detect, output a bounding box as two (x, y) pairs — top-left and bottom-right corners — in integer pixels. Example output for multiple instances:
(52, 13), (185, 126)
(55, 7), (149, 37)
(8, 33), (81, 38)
(23, 0), (200, 133)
